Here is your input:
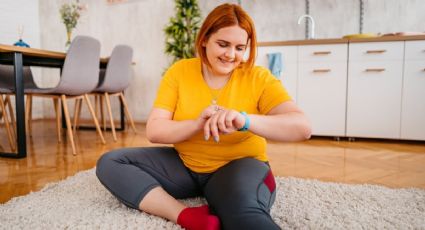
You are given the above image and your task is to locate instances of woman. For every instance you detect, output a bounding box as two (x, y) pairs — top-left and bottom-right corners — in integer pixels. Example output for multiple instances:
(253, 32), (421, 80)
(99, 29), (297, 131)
(96, 3), (311, 230)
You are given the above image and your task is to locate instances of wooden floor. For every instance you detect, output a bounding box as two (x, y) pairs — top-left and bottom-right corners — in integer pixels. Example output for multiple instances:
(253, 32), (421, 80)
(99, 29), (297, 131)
(1, 119), (425, 203)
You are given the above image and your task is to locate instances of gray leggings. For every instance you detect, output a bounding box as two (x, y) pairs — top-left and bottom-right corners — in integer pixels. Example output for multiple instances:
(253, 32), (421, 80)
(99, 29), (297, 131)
(96, 147), (280, 230)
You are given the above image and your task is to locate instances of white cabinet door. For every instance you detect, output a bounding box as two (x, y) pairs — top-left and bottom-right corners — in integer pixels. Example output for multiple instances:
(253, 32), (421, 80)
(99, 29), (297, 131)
(346, 60), (403, 139)
(400, 41), (425, 140)
(347, 42), (404, 139)
(297, 44), (348, 136)
(256, 46), (298, 101)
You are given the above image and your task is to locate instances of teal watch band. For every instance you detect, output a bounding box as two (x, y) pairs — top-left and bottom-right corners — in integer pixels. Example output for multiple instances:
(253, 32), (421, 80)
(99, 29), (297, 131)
(238, 111), (250, 131)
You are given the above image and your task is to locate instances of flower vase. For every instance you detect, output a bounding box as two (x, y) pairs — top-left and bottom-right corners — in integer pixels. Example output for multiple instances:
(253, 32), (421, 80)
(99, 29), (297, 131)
(66, 30), (72, 48)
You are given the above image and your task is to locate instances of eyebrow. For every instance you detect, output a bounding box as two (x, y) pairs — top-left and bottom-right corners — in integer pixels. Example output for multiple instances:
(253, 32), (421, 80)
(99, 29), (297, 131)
(216, 39), (247, 47)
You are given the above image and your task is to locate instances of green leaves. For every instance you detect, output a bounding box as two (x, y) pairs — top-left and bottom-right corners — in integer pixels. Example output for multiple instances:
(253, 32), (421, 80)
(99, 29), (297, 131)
(164, 0), (201, 64)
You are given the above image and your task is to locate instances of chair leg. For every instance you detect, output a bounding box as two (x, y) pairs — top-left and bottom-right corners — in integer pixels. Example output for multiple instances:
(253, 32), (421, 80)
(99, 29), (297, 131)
(5, 95), (17, 138)
(119, 92), (137, 132)
(76, 98), (83, 130)
(100, 95), (110, 131)
(104, 92), (117, 141)
(83, 94), (106, 144)
(0, 95), (16, 151)
(94, 95), (101, 128)
(92, 95), (105, 130)
(53, 98), (62, 143)
(61, 95), (77, 155)
(72, 98), (82, 134)
(25, 95), (33, 136)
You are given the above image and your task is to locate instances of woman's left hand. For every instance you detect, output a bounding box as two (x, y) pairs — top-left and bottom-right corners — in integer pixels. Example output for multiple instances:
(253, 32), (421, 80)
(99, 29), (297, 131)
(204, 107), (245, 142)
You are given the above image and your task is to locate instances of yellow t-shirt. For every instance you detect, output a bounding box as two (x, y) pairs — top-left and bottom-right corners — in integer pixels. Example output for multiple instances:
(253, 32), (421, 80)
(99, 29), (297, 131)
(154, 58), (291, 173)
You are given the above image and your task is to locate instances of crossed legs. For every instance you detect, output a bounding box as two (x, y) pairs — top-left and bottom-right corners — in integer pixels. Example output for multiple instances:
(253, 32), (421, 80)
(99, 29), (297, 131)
(96, 147), (279, 229)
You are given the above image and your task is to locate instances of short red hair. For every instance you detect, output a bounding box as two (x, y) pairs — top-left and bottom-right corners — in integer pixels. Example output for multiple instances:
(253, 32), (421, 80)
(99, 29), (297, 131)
(195, 3), (257, 70)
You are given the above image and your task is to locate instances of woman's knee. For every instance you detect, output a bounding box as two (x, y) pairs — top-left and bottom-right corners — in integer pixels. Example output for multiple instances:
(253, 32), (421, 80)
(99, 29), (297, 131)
(203, 158), (278, 228)
(205, 157), (276, 210)
(96, 149), (123, 181)
(97, 149), (120, 165)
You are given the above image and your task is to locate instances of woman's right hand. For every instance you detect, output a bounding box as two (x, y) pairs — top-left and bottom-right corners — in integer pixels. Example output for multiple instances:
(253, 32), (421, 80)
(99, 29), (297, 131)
(196, 105), (222, 131)
(203, 108), (245, 142)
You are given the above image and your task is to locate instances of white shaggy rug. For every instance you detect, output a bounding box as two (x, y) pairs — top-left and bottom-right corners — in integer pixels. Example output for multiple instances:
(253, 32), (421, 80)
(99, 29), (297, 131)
(1, 169), (424, 229)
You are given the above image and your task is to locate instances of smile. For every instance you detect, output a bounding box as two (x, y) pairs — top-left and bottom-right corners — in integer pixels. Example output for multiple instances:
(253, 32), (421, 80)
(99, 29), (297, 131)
(218, 57), (235, 64)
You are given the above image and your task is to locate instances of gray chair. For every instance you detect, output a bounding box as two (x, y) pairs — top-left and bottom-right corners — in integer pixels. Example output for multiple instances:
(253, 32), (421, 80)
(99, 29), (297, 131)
(26, 35), (106, 155)
(0, 65), (39, 91)
(74, 45), (136, 141)
(0, 65), (41, 136)
(0, 65), (39, 151)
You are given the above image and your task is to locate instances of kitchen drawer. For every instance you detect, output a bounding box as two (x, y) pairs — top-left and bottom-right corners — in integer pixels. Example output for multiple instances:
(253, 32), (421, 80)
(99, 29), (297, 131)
(349, 41), (404, 61)
(298, 44), (348, 62)
(405, 40), (425, 60)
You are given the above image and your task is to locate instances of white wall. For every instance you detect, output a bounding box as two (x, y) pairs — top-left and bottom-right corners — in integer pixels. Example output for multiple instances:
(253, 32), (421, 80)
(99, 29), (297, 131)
(0, 0), (40, 46)
(38, 0), (176, 121)
(0, 0), (45, 119)
(2, 0), (425, 121)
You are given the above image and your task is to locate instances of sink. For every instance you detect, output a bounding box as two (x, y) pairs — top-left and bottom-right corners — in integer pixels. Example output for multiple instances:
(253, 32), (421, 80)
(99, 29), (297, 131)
(342, 33), (379, 39)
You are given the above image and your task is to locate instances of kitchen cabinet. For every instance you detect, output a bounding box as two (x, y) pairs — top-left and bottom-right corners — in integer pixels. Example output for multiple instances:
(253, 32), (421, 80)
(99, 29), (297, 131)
(297, 44), (348, 136)
(400, 40), (425, 140)
(257, 36), (425, 141)
(346, 42), (404, 139)
(256, 46), (298, 101)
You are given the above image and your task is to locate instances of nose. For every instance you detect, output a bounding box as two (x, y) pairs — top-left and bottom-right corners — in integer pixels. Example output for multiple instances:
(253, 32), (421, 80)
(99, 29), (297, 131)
(224, 47), (235, 59)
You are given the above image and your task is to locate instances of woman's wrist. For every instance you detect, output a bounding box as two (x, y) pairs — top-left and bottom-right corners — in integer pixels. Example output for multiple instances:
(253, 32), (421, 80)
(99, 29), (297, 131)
(238, 111), (250, 131)
(194, 118), (205, 132)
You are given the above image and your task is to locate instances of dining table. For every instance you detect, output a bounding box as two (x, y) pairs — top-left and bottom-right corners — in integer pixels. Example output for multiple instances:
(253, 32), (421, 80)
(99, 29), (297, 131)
(0, 44), (124, 159)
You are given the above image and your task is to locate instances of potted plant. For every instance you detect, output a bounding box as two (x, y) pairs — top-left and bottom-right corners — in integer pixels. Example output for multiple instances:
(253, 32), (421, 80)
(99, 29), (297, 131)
(164, 0), (202, 64)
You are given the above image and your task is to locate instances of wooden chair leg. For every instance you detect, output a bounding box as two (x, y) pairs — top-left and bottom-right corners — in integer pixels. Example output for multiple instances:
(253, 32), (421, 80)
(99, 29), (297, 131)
(73, 98), (82, 134)
(0, 95), (16, 151)
(76, 98), (83, 130)
(119, 92), (137, 132)
(94, 95), (99, 121)
(25, 95), (30, 135)
(25, 95), (33, 136)
(84, 94), (106, 144)
(99, 95), (106, 131)
(53, 98), (62, 143)
(5, 95), (17, 138)
(61, 95), (77, 155)
(104, 92), (117, 141)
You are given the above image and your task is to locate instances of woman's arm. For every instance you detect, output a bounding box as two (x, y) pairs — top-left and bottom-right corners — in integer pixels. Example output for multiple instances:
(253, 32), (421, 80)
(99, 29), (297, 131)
(146, 106), (219, 144)
(248, 101), (311, 142)
(205, 101), (311, 142)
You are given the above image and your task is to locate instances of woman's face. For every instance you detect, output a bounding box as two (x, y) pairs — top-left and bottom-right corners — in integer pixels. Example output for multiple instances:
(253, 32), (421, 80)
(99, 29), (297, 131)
(203, 25), (248, 77)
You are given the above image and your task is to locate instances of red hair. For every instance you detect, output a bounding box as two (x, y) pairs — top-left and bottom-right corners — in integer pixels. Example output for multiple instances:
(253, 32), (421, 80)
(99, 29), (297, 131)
(195, 3), (257, 70)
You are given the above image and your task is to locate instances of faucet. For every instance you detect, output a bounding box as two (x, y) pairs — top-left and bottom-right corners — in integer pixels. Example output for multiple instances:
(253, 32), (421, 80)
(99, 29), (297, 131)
(297, 14), (315, 39)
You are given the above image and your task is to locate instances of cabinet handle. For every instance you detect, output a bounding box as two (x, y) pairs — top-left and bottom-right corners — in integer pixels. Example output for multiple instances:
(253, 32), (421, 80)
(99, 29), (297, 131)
(366, 50), (387, 54)
(365, 68), (386, 72)
(313, 69), (331, 73)
(313, 51), (331, 55)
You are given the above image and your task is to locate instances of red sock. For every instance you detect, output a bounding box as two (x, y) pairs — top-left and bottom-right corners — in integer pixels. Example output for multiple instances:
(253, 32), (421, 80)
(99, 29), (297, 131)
(177, 205), (220, 230)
